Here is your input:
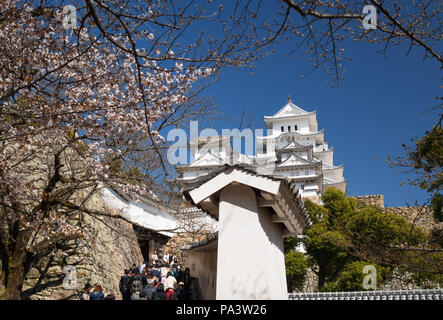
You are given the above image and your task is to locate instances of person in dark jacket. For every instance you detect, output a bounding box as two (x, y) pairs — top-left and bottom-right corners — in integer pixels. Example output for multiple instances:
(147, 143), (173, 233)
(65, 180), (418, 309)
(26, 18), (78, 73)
(89, 285), (105, 300)
(175, 266), (185, 283)
(130, 276), (144, 300)
(176, 281), (188, 301)
(134, 270), (147, 288)
(140, 274), (157, 300)
(184, 267), (191, 291)
(169, 292), (178, 300)
(151, 282), (167, 300)
(140, 282), (157, 300)
(130, 263), (139, 275)
(151, 264), (161, 281)
(80, 283), (92, 300)
(119, 269), (132, 300)
(140, 285), (156, 300)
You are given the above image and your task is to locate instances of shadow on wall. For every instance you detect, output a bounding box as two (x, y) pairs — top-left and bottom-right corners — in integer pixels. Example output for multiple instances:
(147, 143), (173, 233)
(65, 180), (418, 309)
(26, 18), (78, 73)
(225, 272), (271, 300)
(213, 184), (288, 299)
(257, 206), (287, 298)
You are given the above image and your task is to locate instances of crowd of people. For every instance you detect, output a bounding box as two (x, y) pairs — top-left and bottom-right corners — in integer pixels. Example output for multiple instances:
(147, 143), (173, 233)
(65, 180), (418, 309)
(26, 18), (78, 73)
(80, 285), (116, 300)
(79, 251), (194, 300)
(118, 260), (193, 300)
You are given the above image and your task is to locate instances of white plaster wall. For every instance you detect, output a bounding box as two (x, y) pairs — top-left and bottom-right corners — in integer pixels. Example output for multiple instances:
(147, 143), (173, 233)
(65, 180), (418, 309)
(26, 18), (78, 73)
(281, 151), (308, 162)
(187, 245), (218, 300)
(314, 142), (328, 152)
(101, 186), (130, 213)
(216, 184), (287, 300)
(183, 168), (209, 179)
(314, 150), (333, 166)
(300, 189), (318, 197)
(272, 119), (310, 135)
(261, 138), (276, 156)
(101, 187), (178, 237)
(128, 201), (177, 236)
(323, 166), (344, 182)
(295, 181), (319, 190)
(324, 181), (347, 193)
(274, 134), (318, 150)
(279, 168), (317, 179)
(299, 151), (308, 160)
(295, 235), (307, 253)
(195, 145), (229, 160)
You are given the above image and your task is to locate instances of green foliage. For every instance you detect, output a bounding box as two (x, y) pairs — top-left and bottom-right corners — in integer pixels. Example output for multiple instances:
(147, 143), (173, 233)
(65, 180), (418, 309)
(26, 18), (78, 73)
(431, 194), (442, 222)
(301, 188), (439, 291)
(394, 124), (442, 222)
(321, 261), (390, 292)
(283, 237), (300, 254)
(321, 188), (357, 220)
(410, 126), (442, 192)
(285, 251), (308, 292)
(410, 126), (442, 222)
(303, 193), (354, 288)
(343, 206), (427, 247)
(303, 198), (327, 224)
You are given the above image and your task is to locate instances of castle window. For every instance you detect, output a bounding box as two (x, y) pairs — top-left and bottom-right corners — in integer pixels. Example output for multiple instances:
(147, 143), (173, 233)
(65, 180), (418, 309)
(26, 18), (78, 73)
(288, 126), (291, 131)
(281, 126), (284, 132)
(294, 125), (298, 131)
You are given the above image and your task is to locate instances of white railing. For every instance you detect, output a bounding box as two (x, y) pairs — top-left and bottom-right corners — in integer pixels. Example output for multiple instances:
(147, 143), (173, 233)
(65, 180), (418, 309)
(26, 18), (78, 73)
(288, 289), (442, 300)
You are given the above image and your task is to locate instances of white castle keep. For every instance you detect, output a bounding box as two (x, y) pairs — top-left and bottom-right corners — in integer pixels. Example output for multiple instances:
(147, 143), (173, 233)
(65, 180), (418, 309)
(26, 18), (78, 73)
(176, 96), (347, 203)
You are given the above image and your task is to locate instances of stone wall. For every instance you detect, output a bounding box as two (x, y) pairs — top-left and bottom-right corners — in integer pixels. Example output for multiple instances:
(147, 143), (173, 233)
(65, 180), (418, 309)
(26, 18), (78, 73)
(380, 270), (441, 291)
(355, 194), (436, 233)
(299, 267), (318, 293)
(292, 194), (440, 293)
(166, 232), (213, 267)
(354, 195), (385, 209)
(292, 263), (441, 293)
(0, 139), (147, 300)
(21, 193), (144, 300)
(384, 206), (435, 233)
(381, 206), (440, 290)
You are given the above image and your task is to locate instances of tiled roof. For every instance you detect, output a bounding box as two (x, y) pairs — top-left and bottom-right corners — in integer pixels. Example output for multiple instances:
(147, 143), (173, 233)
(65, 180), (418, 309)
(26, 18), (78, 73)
(180, 232), (219, 250)
(181, 164), (312, 226)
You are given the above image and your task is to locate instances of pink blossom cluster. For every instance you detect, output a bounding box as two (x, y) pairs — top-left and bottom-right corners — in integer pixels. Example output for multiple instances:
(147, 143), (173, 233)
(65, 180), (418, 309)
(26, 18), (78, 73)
(0, 1), (212, 240)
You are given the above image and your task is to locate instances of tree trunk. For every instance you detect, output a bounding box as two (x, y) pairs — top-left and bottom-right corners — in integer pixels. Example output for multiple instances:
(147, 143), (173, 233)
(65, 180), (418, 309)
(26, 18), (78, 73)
(3, 231), (29, 300)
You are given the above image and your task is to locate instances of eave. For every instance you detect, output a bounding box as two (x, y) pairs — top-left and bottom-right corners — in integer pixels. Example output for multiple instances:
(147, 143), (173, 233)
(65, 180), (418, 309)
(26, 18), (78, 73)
(182, 164), (312, 233)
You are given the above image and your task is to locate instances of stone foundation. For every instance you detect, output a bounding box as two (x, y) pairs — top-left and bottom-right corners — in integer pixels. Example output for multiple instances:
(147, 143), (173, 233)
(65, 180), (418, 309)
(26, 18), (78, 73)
(20, 194), (143, 300)
(293, 194), (440, 293)
(354, 195), (385, 209)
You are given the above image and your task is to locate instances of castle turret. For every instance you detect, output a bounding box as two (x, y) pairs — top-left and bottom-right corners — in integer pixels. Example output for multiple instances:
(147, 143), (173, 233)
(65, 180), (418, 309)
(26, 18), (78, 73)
(176, 96), (346, 203)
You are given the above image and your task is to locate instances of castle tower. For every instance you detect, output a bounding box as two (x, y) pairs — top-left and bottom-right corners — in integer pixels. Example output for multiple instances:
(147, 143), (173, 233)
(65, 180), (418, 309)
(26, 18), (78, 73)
(176, 96), (346, 203)
(256, 96), (346, 202)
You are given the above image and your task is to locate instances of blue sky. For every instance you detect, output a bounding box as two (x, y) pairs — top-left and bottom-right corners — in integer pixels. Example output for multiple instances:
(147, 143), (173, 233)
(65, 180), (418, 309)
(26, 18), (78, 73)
(200, 28), (441, 207)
